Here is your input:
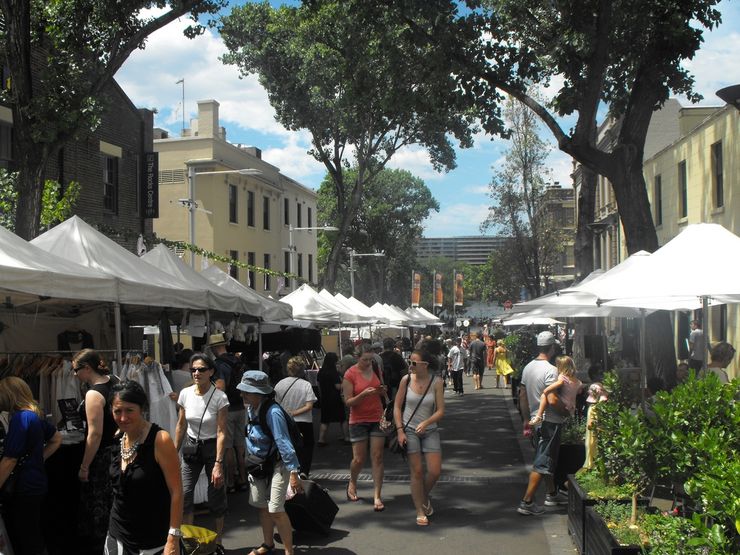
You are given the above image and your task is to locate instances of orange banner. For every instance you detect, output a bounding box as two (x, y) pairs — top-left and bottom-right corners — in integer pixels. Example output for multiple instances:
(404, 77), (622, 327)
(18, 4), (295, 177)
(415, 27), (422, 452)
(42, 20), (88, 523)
(434, 272), (443, 307)
(454, 272), (464, 306)
(411, 271), (421, 307)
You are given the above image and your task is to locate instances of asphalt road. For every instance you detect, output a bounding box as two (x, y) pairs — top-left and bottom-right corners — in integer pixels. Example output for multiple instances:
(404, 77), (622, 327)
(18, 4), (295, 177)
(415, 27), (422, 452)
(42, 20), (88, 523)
(197, 374), (578, 555)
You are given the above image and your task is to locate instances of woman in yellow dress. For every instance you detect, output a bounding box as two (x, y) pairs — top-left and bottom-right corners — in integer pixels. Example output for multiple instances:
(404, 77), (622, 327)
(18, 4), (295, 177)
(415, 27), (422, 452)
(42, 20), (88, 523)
(493, 343), (514, 389)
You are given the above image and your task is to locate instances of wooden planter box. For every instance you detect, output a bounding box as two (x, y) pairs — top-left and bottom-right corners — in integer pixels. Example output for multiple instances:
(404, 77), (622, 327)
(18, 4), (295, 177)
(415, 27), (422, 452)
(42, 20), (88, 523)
(567, 475), (646, 555)
(584, 506), (641, 555)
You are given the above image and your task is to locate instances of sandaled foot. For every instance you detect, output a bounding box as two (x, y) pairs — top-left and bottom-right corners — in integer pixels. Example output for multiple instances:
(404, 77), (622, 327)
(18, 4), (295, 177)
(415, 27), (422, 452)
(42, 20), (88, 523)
(374, 499), (385, 512)
(248, 543), (275, 555)
(416, 515), (429, 526)
(346, 485), (360, 502)
(423, 498), (434, 516)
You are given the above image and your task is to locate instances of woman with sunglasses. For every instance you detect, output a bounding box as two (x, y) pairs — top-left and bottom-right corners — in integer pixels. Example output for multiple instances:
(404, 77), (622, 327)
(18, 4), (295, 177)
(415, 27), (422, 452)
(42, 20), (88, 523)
(342, 343), (389, 511)
(394, 350), (445, 526)
(174, 353), (229, 547)
(73, 348), (120, 552)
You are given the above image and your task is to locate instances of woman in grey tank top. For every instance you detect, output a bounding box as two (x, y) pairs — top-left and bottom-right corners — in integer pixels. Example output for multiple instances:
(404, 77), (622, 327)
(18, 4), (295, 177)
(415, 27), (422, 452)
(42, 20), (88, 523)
(393, 349), (445, 526)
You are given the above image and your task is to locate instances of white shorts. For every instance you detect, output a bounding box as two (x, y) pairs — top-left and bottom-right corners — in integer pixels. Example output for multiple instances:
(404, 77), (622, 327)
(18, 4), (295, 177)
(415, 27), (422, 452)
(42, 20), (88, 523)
(248, 461), (290, 513)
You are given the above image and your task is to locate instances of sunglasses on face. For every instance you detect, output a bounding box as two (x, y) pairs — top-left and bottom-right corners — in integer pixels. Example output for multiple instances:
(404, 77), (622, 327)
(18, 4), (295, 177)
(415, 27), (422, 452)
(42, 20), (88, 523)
(189, 366), (209, 374)
(410, 360), (428, 367)
(72, 363), (87, 374)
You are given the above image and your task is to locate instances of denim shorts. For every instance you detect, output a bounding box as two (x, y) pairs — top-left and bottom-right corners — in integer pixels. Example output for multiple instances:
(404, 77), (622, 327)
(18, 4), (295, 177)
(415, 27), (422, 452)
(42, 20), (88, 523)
(532, 421), (562, 475)
(349, 422), (385, 442)
(404, 427), (441, 454)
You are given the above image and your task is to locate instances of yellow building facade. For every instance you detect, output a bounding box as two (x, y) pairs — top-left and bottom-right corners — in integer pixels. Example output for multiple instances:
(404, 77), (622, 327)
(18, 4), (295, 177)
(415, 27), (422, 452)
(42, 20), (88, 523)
(153, 100), (318, 296)
(644, 104), (739, 379)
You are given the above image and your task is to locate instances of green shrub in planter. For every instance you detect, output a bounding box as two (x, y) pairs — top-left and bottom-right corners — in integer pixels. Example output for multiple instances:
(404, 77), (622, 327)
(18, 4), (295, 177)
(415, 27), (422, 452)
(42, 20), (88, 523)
(648, 375), (740, 487)
(641, 511), (734, 555)
(575, 468), (636, 501)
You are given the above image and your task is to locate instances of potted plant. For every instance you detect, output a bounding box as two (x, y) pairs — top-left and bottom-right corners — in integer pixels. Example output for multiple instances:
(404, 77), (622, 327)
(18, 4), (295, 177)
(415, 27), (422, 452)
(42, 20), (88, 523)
(585, 501), (642, 555)
(555, 415), (586, 491)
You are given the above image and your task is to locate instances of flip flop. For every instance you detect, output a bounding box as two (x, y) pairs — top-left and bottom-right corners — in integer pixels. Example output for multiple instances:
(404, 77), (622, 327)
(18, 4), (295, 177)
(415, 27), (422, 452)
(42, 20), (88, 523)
(423, 498), (434, 516)
(374, 499), (385, 512)
(416, 515), (429, 526)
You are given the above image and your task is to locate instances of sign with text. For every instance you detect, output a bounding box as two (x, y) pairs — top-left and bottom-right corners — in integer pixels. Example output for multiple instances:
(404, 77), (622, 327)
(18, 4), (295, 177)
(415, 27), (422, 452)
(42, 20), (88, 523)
(141, 151), (159, 218)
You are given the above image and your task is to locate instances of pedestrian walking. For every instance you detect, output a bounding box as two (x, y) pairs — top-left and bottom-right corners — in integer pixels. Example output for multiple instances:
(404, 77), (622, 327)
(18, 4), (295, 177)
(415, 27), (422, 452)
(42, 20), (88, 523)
(106, 380), (183, 555)
(240, 371), (303, 555)
(394, 350), (445, 526)
(468, 333), (486, 390)
(447, 338), (465, 395)
(274, 356), (317, 476)
(517, 331), (568, 515)
(174, 353), (229, 546)
(342, 344), (389, 511)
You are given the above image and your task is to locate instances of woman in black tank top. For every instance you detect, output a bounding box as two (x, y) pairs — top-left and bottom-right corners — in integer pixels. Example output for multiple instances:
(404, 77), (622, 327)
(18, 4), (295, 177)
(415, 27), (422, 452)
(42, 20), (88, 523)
(107, 380), (183, 554)
(73, 348), (119, 551)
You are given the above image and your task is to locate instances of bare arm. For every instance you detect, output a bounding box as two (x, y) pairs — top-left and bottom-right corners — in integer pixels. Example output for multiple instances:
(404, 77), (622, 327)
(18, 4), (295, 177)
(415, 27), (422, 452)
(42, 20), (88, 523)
(291, 401), (314, 418)
(394, 375), (409, 444)
(211, 406), (227, 488)
(0, 457), (17, 490)
(541, 375), (566, 397)
(342, 377), (375, 407)
(519, 384), (530, 422)
(174, 405), (187, 451)
(80, 390), (105, 481)
(154, 430), (183, 555)
(214, 378), (226, 392)
(43, 431), (62, 460)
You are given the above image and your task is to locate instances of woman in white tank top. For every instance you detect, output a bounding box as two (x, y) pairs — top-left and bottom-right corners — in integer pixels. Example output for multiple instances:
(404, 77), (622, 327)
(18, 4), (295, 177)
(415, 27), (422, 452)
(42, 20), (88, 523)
(393, 349), (445, 526)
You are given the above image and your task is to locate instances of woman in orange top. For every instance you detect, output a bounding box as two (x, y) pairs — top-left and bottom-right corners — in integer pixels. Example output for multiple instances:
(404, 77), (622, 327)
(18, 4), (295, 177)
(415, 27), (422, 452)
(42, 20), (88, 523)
(485, 335), (496, 371)
(342, 344), (389, 511)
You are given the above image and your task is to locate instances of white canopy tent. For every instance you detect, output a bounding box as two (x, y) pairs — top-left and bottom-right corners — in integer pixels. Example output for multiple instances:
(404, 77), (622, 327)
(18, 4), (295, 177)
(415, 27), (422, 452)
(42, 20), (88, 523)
(32, 217), (210, 310)
(337, 294), (388, 324)
(370, 303), (410, 327)
(199, 265), (293, 322)
(415, 306), (442, 324)
(142, 245), (258, 316)
(404, 307), (438, 325)
(0, 223), (118, 306)
(281, 284), (355, 324)
(501, 315), (565, 327)
(317, 289), (374, 324)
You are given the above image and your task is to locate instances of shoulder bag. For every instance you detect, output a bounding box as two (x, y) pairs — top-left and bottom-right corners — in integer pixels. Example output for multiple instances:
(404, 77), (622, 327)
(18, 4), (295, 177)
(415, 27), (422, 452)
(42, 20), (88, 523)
(387, 376), (435, 458)
(181, 385), (217, 464)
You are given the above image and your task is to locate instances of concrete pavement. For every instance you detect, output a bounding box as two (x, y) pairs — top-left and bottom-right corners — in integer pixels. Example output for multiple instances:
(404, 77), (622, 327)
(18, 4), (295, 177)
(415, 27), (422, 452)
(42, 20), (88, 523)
(199, 374), (577, 554)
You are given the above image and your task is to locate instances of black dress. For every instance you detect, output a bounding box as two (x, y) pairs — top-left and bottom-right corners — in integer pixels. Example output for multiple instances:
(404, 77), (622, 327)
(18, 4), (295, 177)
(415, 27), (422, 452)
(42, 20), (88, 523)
(317, 368), (345, 424)
(108, 424), (171, 550)
(77, 378), (118, 552)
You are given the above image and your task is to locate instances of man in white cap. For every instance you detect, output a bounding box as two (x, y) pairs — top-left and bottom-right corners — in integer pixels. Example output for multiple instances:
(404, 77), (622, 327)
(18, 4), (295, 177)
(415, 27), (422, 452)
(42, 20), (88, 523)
(516, 330), (568, 515)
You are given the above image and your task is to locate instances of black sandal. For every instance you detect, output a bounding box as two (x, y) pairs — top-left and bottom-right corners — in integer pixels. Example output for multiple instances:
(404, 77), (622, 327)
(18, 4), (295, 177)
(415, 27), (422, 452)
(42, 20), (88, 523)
(248, 543), (275, 555)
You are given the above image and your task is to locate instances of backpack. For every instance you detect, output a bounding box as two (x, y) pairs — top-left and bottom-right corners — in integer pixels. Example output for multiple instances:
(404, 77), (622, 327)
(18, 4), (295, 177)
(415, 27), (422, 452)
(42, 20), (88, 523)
(257, 398), (304, 455)
(221, 354), (246, 406)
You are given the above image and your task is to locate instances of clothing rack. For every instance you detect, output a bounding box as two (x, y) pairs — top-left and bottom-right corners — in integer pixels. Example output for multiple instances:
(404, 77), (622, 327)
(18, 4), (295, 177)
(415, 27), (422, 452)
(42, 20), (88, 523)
(0, 350), (118, 356)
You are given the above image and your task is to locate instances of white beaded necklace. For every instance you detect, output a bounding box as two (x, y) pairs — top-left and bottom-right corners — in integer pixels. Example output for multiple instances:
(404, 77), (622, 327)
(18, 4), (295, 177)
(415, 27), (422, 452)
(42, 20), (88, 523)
(120, 425), (148, 464)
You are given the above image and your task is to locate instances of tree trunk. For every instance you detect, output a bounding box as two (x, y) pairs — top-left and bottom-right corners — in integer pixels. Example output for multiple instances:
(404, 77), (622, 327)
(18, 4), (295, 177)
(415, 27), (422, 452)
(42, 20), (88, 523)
(13, 142), (49, 240)
(608, 151), (676, 383)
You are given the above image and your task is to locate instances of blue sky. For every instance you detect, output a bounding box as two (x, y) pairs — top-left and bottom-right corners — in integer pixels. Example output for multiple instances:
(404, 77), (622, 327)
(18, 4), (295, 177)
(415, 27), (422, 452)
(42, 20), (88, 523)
(116, 1), (740, 238)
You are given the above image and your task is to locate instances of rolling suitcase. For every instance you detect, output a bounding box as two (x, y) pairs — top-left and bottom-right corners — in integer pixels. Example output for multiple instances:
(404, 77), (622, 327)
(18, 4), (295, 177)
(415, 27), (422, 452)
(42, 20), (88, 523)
(285, 480), (339, 535)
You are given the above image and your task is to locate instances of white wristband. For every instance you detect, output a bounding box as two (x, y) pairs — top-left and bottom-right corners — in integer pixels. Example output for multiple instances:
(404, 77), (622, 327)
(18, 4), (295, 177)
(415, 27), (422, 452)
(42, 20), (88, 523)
(168, 527), (182, 537)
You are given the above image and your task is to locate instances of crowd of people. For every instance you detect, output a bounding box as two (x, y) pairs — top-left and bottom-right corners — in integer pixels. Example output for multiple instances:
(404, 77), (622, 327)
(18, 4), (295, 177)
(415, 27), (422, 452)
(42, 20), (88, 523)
(0, 323), (734, 554)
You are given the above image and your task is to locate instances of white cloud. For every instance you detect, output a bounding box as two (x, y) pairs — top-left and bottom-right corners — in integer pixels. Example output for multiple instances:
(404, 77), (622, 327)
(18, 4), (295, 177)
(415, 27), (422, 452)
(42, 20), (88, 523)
(385, 147), (446, 181)
(681, 31), (740, 105)
(117, 12), (288, 137)
(463, 184), (490, 195)
(261, 133), (326, 185)
(423, 203), (491, 237)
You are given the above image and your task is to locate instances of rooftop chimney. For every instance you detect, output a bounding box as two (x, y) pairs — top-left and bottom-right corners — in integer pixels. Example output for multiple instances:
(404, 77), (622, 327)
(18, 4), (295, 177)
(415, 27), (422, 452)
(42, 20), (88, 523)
(197, 100), (220, 139)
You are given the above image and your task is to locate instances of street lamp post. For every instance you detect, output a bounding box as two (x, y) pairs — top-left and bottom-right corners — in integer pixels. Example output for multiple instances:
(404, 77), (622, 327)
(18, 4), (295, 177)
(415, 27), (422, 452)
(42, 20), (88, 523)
(349, 250), (385, 298)
(287, 225), (338, 290)
(182, 165), (262, 268)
